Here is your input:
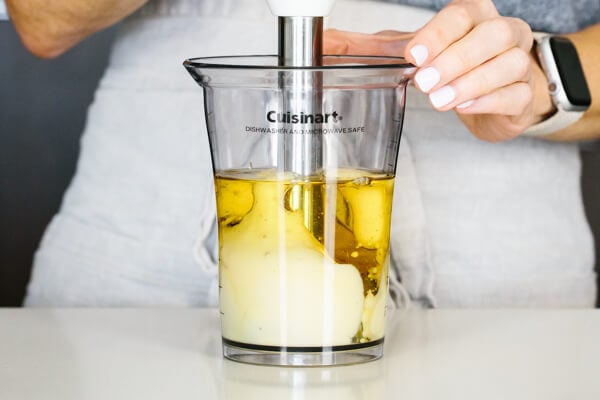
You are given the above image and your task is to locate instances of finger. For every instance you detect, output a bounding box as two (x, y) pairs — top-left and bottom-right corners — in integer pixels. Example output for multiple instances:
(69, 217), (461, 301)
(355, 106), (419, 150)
(324, 29), (413, 56)
(405, 0), (499, 66)
(426, 47), (531, 111)
(413, 17), (533, 93)
(456, 81), (534, 117)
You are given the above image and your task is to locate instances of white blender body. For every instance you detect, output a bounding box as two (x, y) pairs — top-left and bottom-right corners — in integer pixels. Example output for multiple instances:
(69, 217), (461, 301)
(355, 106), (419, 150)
(266, 0), (336, 17)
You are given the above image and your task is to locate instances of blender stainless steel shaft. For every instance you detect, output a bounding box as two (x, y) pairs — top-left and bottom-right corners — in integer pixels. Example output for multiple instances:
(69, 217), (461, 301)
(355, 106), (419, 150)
(278, 16), (323, 68)
(278, 16), (323, 176)
(267, 0), (335, 174)
(278, 17), (325, 241)
(267, 0), (335, 243)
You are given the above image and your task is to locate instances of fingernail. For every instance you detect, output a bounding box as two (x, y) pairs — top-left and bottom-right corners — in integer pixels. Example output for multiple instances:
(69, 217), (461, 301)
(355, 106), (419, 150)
(414, 67), (440, 93)
(456, 99), (475, 109)
(429, 86), (456, 109)
(403, 67), (417, 77)
(410, 44), (429, 66)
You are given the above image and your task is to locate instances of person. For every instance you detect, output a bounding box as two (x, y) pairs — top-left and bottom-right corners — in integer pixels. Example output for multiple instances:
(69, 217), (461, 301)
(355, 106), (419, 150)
(6, 0), (600, 307)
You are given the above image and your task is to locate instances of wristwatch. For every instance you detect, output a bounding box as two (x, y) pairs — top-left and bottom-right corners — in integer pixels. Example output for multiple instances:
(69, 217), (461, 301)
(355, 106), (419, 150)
(523, 34), (591, 137)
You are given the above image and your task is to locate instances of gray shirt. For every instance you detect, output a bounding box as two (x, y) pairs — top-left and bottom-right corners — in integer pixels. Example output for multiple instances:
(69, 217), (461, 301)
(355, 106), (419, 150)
(388, 0), (600, 33)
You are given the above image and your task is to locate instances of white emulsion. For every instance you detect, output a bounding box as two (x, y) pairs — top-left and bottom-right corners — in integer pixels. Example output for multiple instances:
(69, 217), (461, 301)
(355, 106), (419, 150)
(220, 247), (365, 347)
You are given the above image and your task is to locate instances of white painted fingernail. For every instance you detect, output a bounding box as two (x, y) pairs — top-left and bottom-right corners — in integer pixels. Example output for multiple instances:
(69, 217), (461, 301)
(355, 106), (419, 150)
(414, 67), (440, 93)
(429, 86), (456, 109)
(410, 44), (429, 66)
(403, 67), (417, 77)
(456, 99), (475, 109)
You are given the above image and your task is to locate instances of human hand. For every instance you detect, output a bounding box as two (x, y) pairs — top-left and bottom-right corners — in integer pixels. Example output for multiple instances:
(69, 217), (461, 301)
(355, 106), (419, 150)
(325, 0), (556, 142)
(324, 29), (415, 58)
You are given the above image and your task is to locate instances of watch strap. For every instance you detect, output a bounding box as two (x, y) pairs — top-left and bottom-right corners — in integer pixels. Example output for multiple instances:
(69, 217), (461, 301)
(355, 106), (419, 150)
(522, 107), (584, 137)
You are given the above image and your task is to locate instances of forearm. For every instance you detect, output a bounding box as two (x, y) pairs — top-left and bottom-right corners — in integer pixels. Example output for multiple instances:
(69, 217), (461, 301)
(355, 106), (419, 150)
(6, 0), (148, 58)
(541, 24), (600, 141)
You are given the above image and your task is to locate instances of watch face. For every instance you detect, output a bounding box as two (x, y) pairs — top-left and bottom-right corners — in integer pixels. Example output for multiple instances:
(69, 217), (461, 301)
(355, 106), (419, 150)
(550, 37), (591, 108)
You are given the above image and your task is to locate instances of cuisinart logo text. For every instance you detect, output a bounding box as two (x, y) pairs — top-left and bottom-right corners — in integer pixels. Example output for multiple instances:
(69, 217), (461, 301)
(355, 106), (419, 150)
(244, 109), (364, 134)
(266, 110), (342, 124)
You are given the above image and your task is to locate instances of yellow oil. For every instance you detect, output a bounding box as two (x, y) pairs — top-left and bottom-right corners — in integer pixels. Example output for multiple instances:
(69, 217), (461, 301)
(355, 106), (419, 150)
(215, 168), (394, 347)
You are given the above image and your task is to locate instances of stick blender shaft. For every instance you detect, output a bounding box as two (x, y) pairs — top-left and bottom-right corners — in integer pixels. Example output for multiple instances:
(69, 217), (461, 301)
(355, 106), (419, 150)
(267, 0), (336, 243)
(278, 16), (323, 176)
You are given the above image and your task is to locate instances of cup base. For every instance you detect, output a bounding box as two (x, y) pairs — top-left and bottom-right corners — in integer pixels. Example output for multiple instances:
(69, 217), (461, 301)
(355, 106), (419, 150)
(222, 338), (384, 367)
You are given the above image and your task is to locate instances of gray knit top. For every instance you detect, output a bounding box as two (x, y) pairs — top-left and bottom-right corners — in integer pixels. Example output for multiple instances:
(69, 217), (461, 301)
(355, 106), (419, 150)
(388, 0), (600, 33)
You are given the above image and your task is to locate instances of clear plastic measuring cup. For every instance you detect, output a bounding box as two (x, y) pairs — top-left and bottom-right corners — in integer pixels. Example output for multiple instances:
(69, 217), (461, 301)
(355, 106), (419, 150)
(184, 55), (412, 366)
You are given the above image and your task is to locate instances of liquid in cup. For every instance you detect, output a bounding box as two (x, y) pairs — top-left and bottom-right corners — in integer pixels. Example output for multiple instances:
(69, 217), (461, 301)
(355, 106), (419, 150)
(184, 55), (412, 366)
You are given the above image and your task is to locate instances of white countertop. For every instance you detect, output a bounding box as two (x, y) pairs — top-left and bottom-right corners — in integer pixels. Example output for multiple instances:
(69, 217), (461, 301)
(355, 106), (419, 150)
(1, 308), (599, 399)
